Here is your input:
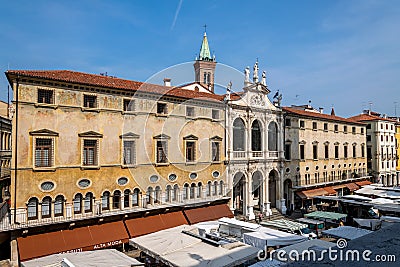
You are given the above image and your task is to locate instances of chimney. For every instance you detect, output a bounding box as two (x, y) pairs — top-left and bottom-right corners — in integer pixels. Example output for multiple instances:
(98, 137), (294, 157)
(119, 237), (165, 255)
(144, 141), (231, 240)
(319, 107), (324, 114)
(163, 78), (171, 87)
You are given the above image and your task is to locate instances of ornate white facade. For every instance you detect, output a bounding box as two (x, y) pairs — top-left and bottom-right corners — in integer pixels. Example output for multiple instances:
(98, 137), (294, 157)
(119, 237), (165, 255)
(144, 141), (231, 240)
(225, 66), (285, 219)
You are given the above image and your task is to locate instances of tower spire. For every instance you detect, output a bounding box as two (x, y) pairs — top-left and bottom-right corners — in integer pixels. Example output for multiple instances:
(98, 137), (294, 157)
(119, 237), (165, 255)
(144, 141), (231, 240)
(199, 26), (213, 62)
(194, 27), (217, 92)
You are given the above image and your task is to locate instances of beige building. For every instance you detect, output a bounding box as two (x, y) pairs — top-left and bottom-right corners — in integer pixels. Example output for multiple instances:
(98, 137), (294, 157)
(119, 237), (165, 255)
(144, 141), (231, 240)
(4, 69), (227, 227)
(351, 111), (399, 186)
(283, 105), (369, 210)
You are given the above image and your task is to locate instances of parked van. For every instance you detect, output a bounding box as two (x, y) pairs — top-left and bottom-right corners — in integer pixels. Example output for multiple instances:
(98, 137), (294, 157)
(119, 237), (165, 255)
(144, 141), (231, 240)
(297, 218), (326, 237)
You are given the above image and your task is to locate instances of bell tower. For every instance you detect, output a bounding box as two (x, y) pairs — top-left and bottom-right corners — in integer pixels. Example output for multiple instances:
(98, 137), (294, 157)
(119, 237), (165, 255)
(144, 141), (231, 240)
(194, 27), (216, 92)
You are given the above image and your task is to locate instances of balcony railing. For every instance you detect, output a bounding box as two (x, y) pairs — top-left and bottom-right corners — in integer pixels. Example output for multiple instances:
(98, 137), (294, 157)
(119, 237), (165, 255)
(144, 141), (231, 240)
(0, 186), (228, 232)
(251, 151), (263, 158)
(269, 151), (279, 158)
(233, 151), (246, 158)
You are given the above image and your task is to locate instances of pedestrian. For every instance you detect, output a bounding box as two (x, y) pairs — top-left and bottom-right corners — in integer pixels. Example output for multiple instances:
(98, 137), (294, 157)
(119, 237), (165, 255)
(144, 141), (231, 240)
(258, 212), (263, 224)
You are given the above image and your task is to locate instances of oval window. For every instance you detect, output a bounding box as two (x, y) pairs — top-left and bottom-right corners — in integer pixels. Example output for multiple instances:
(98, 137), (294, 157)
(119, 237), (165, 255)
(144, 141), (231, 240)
(285, 168), (290, 173)
(168, 174), (177, 182)
(150, 175), (159, 183)
(118, 177), (128, 186)
(40, 181), (55, 191)
(78, 179), (91, 188)
(212, 171), (220, 178)
(190, 173), (198, 179)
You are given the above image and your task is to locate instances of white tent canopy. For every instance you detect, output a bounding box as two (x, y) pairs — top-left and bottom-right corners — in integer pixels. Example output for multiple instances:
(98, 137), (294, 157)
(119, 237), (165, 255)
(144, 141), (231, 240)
(243, 227), (307, 249)
(261, 219), (308, 231)
(129, 225), (259, 267)
(322, 226), (373, 240)
(218, 217), (262, 238)
(194, 221), (220, 236)
(21, 249), (144, 267)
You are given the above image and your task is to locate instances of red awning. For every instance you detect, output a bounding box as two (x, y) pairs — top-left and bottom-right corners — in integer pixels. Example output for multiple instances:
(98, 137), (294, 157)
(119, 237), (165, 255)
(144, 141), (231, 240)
(346, 182), (360, 191)
(125, 211), (188, 238)
(323, 186), (337, 195)
(184, 204), (233, 224)
(18, 221), (129, 261)
(296, 188), (329, 199)
(355, 180), (372, 186)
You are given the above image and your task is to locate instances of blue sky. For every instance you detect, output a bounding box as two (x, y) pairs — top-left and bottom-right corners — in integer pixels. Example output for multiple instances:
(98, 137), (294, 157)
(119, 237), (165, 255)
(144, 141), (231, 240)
(1, 0), (399, 117)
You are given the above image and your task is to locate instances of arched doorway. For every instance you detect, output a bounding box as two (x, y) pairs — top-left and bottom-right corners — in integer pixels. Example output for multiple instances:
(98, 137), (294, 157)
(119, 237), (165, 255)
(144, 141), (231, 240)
(233, 172), (245, 214)
(252, 171), (263, 210)
(283, 179), (293, 212)
(268, 170), (278, 208)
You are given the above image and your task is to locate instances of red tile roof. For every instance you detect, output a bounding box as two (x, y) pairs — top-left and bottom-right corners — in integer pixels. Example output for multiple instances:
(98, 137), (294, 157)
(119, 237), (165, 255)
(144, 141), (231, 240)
(6, 70), (224, 103)
(349, 113), (398, 123)
(283, 107), (365, 125)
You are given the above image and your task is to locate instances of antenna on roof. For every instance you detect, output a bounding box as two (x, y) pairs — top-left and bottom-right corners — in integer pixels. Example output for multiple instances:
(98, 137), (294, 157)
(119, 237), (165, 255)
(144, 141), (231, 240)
(368, 101), (372, 111)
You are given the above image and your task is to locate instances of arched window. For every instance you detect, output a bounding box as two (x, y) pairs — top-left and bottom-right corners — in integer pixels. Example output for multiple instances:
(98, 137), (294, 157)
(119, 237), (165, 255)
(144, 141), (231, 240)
(154, 186), (161, 204)
(27, 197), (38, 220)
(183, 183), (189, 200)
(113, 190), (121, 209)
(268, 122), (278, 151)
(132, 188), (140, 207)
(233, 118), (245, 151)
(124, 189), (130, 208)
(102, 191), (110, 210)
(173, 184), (179, 201)
(190, 183), (196, 199)
(73, 193), (82, 214)
(251, 120), (262, 151)
(146, 187), (153, 204)
(197, 182), (202, 198)
(54, 195), (64, 217)
(41, 196), (52, 219)
(207, 181), (212, 196)
(166, 185), (172, 202)
(213, 181), (218, 196)
(84, 192), (93, 213)
(219, 181), (224, 195)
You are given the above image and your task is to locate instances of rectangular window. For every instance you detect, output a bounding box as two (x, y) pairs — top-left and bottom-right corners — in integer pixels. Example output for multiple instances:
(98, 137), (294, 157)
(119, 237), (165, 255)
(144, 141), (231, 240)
(285, 144), (291, 160)
(334, 125), (338, 132)
(325, 144), (329, 159)
(300, 144), (305, 160)
(37, 89), (54, 104)
(186, 141), (196, 162)
(123, 141), (136, 165)
(123, 99), (135, 111)
(83, 95), (97, 108)
(367, 135), (372, 142)
(344, 145), (348, 158)
(353, 146), (356, 158)
(299, 120), (305, 129)
(212, 109), (219, 120)
(83, 139), (98, 166)
(367, 124), (371, 129)
(361, 146), (365, 158)
(361, 128), (364, 134)
(186, 106), (195, 117)
(285, 118), (291, 127)
(324, 123), (328, 131)
(212, 142), (220, 162)
(313, 144), (318, 160)
(352, 127), (356, 134)
(312, 122), (317, 130)
(157, 103), (168, 114)
(344, 126), (348, 133)
(35, 138), (53, 167)
(335, 145), (339, 159)
(156, 140), (168, 163)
